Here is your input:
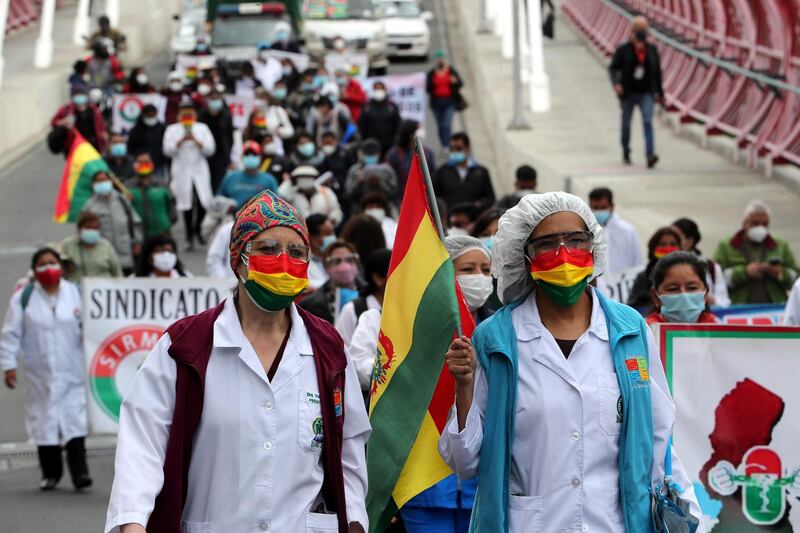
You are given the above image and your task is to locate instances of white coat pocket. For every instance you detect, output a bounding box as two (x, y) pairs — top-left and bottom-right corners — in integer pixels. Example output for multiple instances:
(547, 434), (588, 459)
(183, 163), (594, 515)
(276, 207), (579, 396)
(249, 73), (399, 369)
(597, 372), (622, 436)
(508, 494), (542, 532)
(306, 512), (338, 531)
(298, 389), (324, 454)
(181, 521), (213, 533)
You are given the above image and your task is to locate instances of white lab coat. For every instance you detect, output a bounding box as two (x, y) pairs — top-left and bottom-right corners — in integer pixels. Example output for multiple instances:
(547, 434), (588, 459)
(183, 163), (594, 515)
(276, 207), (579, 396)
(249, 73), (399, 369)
(706, 260), (731, 308)
(347, 308), (382, 391)
(336, 294), (381, 347)
(0, 281), (87, 446)
(783, 278), (800, 325)
(105, 298), (371, 533)
(205, 219), (234, 279)
(308, 256), (329, 290)
(603, 214), (644, 274)
(277, 181), (343, 225)
(439, 288), (705, 533)
(163, 122), (216, 212)
(380, 217), (398, 249)
(266, 105), (295, 141)
(254, 57), (283, 91)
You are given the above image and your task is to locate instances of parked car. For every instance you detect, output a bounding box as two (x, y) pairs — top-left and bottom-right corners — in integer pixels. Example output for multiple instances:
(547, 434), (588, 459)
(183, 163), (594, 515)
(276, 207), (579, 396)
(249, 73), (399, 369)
(303, 0), (389, 75)
(382, 0), (432, 60)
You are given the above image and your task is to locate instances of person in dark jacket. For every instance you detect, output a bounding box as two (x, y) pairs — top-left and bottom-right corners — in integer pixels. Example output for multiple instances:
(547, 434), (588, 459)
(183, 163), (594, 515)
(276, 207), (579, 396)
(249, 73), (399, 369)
(384, 119), (435, 198)
(198, 89), (234, 192)
(494, 164), (538, 210)
(318, 131), (356, 206)
(432, 132), (495, 211)
(608, 16), (664, 168)
(49, 86), (107, 154)
(127, 104), (167, 173)
(627, 226), (683, 312)
(105, 132), (135, 184)
(299, 241), (363, 324)
(426, 50), (464, 148)
(358, 81), (401, 155)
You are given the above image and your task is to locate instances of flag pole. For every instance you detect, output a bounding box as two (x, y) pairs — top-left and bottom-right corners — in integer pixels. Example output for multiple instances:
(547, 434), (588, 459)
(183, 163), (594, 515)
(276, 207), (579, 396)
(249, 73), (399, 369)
(414, 136), (463, 338)
(414, 136), (446, 239)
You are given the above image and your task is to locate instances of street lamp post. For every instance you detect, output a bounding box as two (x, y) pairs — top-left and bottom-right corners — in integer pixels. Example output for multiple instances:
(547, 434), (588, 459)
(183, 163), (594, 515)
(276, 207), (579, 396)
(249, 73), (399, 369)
(508, 0), (531, 130)
(33, 0), (56, 69)
(527, 0), (551, 112)
(73, 0), (91, 46)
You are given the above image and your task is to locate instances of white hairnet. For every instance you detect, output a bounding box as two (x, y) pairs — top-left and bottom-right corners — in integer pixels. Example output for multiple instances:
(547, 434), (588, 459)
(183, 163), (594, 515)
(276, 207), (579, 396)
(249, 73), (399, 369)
(444, 235), (490, 261)
(492, 191), (607, 304)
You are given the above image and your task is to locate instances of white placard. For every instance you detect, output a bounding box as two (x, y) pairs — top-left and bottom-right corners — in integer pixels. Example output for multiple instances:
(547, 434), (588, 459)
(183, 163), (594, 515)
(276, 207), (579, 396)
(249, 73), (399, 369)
(365, 72), (427, 124)
(111, 94), (167, 133)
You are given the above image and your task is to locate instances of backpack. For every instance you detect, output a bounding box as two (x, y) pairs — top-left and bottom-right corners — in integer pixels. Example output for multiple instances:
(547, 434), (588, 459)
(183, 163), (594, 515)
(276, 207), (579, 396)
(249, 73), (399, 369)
(352, 296), (369, 320)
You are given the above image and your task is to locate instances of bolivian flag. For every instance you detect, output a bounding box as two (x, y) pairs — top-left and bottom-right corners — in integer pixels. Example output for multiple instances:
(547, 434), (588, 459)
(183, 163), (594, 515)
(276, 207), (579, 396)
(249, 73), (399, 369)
(366, 154), (461, 531)
(53, 131), (109, 223)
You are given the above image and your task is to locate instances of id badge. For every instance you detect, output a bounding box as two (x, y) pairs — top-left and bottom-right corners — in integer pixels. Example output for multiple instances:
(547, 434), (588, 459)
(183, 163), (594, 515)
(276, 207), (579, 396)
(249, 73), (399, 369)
(633, 65), (645, 80)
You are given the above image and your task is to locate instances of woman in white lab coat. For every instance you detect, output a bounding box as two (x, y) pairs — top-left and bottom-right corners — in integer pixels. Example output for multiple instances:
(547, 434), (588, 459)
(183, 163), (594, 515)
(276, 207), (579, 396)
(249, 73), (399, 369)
(105, 190), (370, 533)
(439, 192), (704, 533)
(1, 247), (91, 491)
(162, 101), (216, 250)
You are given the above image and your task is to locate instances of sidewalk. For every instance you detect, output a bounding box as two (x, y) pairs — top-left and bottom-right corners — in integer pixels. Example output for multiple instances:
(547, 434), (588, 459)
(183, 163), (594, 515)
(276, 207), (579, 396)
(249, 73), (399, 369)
(0, 0), (183, 167)
(449, 0), (800, 256)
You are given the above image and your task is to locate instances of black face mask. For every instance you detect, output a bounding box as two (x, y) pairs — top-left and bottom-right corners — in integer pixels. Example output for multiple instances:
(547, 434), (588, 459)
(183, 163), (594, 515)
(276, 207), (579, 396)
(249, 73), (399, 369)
(634, 30), (647, 42)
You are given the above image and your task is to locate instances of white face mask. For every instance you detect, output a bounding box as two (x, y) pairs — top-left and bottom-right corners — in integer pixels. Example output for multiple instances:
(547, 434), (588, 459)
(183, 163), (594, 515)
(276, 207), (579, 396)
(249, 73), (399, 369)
(364, 208), (386, 223)
(197, 84), (211, 96)
(458, 274), (494, 311)
(136, 73), (149, 85)
(152, 251), (177, 273)
(321, 144), (337, 156)
(373, 89), (387, 101)
(746, 225), (769, 244)
(169, 80), (183, 92)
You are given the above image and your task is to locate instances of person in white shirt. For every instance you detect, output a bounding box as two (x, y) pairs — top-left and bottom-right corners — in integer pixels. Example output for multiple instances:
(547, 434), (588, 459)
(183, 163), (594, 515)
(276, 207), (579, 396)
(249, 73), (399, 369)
(361, 192), (398, 249)
(162, 101), (216, 250)
(202, 196), (238, 279)
(1, 248), (91, 491)
(105, 191), (370, 533)
(306, 213), (336, 289)
(439, 192), (704, 533)
(588, 187), (643, 274)
(252, 42), (283, 91)
(337, 248), (391, 349)
(784, 278), (800, 325)
(279, 165), (343, 225)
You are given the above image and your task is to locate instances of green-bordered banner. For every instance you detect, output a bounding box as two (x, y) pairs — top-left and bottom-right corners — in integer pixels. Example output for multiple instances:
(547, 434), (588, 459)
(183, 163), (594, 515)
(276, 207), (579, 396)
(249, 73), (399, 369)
(657, 324), (800, 531)
(82, 277), (231, 433)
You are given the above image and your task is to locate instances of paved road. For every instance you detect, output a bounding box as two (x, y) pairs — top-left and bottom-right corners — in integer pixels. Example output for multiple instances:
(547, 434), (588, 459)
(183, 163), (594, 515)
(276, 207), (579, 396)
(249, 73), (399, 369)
(0, 1), (466, 530)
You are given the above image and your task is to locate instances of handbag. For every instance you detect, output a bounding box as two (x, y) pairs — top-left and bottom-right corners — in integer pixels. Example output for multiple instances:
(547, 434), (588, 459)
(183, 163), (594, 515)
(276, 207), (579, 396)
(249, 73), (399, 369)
(543, 12), (555, 39)
(454, 92), (469, 112)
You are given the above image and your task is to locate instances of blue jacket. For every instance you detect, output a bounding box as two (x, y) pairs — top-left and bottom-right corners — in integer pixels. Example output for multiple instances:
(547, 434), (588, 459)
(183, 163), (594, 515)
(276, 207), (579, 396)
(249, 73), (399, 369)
(217, 170), (278, 209)
(469, 290), (655, 532)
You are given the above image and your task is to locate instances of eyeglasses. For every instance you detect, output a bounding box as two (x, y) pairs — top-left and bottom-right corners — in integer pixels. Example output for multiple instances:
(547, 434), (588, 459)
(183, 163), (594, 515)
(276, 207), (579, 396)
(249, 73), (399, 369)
(324, 254), (359, 267)
(246, 240), (310, 262)
(525, 231), (594, 258)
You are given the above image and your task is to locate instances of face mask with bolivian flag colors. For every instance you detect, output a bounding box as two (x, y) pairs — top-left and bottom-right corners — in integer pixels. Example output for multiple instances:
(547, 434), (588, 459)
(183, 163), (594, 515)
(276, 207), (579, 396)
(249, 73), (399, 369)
(240, 253), (309, 312)
(654, 245), (680, 259)
(530, 247), (594, 307)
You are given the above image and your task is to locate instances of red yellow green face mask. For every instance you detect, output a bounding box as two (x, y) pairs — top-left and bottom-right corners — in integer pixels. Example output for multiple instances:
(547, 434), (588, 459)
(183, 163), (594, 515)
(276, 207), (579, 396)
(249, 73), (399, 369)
(654, 245), (680, 259)
(530, 247), (594, 307)
(241, 254), (309, 312)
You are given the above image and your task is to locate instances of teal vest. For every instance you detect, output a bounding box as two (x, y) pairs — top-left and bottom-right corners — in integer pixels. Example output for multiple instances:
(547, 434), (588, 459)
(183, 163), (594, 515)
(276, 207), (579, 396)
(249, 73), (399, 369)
(469, 290), (655, 532)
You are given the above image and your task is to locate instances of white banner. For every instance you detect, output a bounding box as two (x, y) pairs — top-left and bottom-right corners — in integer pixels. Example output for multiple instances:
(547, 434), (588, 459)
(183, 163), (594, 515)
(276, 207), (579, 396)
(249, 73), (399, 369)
(596, 265), (644, 303)
(111, 94), (167, 133)
(225, 94), (257, 131)
(365, 72), (427, 124)
(324, 51), (369, 79)
(658, 324), (800, 530)
(175, 53), (219, 79)
(83, 277), (231, 434)
(268, 50), (310, 72)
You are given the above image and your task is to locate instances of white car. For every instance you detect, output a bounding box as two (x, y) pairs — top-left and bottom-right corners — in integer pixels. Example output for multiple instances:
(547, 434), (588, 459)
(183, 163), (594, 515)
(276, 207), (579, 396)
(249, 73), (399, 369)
(303, 0), (390, 75)
(382, 0), (432, 60)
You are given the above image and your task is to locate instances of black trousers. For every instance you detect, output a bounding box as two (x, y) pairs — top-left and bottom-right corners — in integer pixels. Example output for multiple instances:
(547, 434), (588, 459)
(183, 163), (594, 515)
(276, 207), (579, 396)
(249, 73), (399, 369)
(183, 186), (206, 244)
(37, 437), (89, 483)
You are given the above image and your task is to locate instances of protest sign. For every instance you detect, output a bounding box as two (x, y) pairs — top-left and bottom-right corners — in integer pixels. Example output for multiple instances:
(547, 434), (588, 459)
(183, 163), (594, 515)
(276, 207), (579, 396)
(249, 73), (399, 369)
(710, 303), (786, 325)
(268, 49), (310, 72)
(111, 94), (167, 133)
(658, 324), (800, 530)
(83, 277), (231, 433)
(325, 51), (369, 78)
(597, 265), (643, 303)
(175, 53), (218, 79)
(226, 94), (257, 130)
(365, 72), (427, 124)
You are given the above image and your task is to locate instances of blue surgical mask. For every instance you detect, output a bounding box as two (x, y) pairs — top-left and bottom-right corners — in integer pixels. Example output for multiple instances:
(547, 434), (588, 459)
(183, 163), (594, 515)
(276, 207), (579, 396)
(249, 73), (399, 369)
(282, 66), (292, 76)
(482, 236), (494, 251)
(363, 154), (379, 166)
(243, 154), (262, 170)
(276, 31), (289, 42)
(320, 234), (336, 253)
(298, 142), (316, 158)
(302, 83), (314, 93)
(273, 87), (287, 100)
(593, 209), (612, 226)
(312, 75), (327, 88)
(93, 181), (113, 196)
(207, 99), (224, 113)
(448, 151), (466, 165)
(73, 94), (89, 106)
(336, 76), (347, 87)
(658, 292), (706, 323)
(110, 143), (127, 157)
(79, 228), (100, 245)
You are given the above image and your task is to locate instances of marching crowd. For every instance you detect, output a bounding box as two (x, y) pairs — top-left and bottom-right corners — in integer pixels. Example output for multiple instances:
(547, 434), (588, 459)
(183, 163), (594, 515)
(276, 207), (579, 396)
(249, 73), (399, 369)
(1, 13), (800, 533)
